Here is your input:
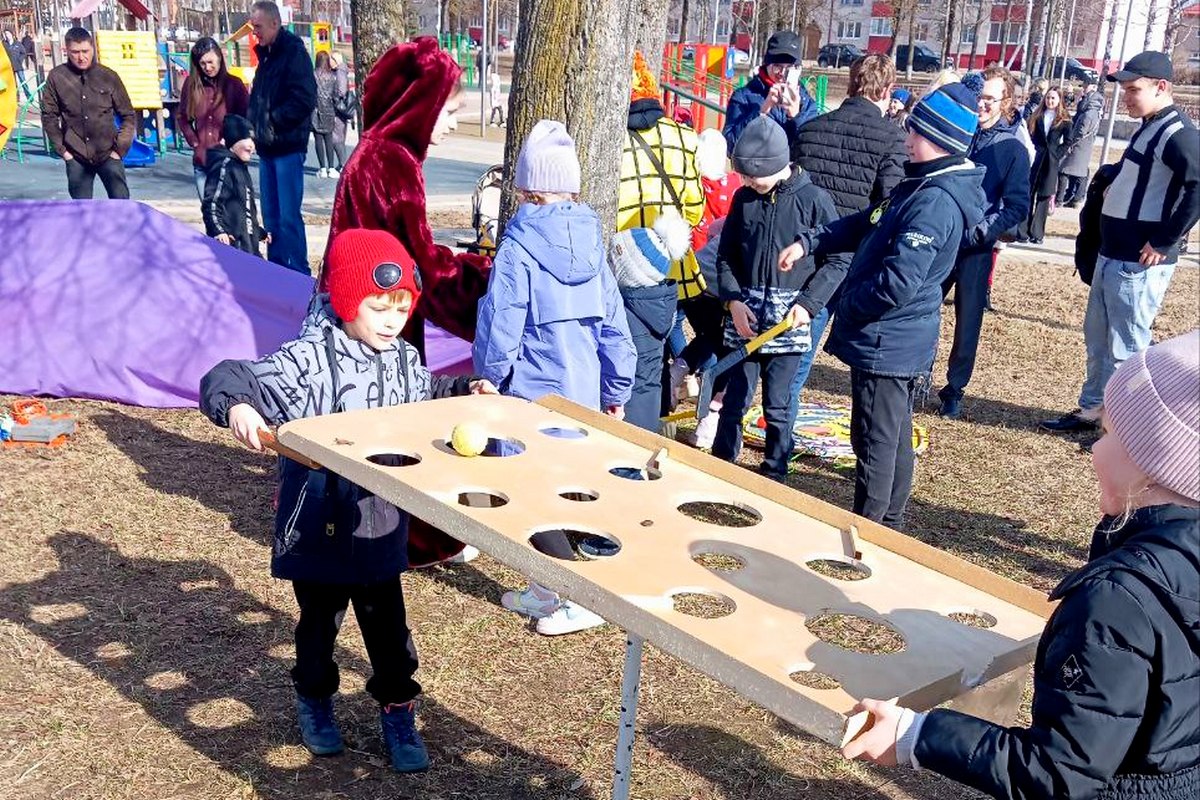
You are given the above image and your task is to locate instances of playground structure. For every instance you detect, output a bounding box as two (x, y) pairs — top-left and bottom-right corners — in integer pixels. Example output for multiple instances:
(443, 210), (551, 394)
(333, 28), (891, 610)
(278, 394), (1048, 800)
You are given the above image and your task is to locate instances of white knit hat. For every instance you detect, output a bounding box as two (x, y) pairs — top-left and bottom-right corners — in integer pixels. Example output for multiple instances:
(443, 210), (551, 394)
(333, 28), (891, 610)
(514, 119), (581, 194)
(608, 211), (691, 289)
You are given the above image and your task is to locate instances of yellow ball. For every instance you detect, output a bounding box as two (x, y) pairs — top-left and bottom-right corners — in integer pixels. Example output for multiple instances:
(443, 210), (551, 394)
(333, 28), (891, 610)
(450, 422), (489, 457)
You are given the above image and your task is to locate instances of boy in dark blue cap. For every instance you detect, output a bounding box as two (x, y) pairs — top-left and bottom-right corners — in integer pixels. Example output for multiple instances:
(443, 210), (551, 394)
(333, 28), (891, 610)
(779, 84), (988, 527)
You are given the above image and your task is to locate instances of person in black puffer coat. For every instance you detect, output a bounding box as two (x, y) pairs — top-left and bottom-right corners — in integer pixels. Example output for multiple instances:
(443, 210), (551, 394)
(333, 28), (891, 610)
(843, 329), (1200, 800)
(788, 53), (907, 422)
(607, 212), (692, 432)
(246, 1), (317, 273)
(203, 115), (267, 255)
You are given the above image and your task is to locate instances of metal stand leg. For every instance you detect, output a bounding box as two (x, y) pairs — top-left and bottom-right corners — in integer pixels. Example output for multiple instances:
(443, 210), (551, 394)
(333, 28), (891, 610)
(612, 633), (644, 800)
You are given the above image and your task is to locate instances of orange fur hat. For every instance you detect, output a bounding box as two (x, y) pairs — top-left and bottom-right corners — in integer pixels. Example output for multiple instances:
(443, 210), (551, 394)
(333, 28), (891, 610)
(630, 51), (660, 102)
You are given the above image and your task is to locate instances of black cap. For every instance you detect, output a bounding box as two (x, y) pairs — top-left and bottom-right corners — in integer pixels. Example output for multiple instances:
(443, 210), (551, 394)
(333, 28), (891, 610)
(1109, 51), (1173, 83)
(764, 31), (801, 65)
(221, 114), (254, 145)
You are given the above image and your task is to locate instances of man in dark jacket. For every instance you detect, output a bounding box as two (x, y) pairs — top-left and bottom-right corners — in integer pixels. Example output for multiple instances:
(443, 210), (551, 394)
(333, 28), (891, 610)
(1057, 82), (1102, 207)
(722, 31), (816, 156)
(248, 1), (317, 273)
(937, 67), (1030, 419)
(787, 53), (907, 419)
(39, 27), (135, 199)
(781, 83), (986, 526)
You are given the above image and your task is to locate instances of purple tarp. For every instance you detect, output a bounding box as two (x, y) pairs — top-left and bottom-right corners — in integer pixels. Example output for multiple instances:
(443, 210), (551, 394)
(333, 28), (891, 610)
(0, 200), (473, 408)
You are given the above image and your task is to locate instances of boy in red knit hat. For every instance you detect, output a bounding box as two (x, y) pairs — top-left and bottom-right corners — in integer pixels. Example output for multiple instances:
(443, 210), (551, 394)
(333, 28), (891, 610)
(200, 228), (495, 773)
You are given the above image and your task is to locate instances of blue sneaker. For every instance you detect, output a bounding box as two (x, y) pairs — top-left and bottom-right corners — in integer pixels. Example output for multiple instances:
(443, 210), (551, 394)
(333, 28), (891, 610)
(295, 693), (344, 756)
(380, 701), (430, 772)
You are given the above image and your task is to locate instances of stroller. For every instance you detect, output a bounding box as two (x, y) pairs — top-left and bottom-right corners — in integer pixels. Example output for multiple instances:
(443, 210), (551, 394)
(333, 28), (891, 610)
(456, 163), (504, 258)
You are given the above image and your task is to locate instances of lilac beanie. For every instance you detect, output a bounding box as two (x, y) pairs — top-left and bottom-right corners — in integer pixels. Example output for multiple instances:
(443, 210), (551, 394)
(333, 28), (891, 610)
(1104, 329), (1200, 503)
(515, 119), (581, 194)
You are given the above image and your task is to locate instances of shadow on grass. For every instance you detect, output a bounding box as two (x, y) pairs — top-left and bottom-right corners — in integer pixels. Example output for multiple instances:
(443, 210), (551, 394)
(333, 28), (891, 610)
(783, 461), (1082, 588)
(0, 531), (592, 799)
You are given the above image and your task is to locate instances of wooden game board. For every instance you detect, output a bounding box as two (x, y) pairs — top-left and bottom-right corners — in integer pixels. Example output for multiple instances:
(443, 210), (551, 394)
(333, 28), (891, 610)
(278, 394), (1052, 745)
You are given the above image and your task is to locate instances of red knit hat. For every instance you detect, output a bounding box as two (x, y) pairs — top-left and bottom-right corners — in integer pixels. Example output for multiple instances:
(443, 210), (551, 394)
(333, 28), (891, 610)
(325, 229), (423, 322)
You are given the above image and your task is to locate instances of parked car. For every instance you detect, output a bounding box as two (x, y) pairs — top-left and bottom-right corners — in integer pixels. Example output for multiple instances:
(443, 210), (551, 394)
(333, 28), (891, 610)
(1045, 56), (1099, 85)
(817, 43), (865, 69)
(894, 44), (953, 73)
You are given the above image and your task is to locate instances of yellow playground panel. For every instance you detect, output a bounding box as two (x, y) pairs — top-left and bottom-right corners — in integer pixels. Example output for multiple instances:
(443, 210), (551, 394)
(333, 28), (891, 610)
(0, 42), (15, 152)
(96, 30), (162, 110)
(311, 22), (332, 60)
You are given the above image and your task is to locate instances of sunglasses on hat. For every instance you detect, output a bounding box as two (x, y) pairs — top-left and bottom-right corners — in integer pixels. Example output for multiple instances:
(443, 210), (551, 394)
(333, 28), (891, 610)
(373, 261), (422, 292)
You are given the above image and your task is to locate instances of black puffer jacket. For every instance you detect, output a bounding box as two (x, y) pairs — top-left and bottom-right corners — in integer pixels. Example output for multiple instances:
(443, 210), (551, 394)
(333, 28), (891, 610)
(247, 29), (317, 157)
(915, 504), (1200, 800)
(618, 282), (677, 433)
(202, 147), (265, 254)
(790, 96), (908, 217)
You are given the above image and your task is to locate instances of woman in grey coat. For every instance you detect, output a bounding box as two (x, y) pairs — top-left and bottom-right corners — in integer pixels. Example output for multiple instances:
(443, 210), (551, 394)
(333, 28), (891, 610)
(311, 51), (345, 178)
(1057, 86), (1103, 207)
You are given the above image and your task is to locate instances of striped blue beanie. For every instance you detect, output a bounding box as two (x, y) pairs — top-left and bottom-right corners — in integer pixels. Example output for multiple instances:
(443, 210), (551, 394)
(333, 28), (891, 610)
(608, 212), (692, 289)
(906, 83), (978, 155)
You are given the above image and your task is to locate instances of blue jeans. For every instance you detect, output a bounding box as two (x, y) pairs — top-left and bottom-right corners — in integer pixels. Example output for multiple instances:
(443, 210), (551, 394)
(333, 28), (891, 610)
(1078, 255), (1176, 410)
(259, 152), (309, 274)
(786, 305), (831, 427)
(193, 165), (207, 199)
(668, 307), (687, 358)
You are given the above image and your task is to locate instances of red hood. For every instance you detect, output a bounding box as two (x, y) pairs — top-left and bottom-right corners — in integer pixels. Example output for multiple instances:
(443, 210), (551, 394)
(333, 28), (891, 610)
(361, 37), (462, 162)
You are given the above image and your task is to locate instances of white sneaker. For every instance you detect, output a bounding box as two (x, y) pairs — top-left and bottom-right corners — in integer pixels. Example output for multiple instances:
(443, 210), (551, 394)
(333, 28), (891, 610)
(446, 544), (479, 564)
(688, 404), (721, 449)
(316, 168), (328, 178)
(536, 602), (605, 636)
(328, 167), (340, 179)
(501, 584), (560, 619)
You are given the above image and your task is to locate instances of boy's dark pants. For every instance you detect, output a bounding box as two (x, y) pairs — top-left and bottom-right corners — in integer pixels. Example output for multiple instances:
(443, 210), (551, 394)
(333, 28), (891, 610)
(291, 577), (421, 706)
(940, 249), (993, 402)
(712, 351), (802, 478)
(849, 368), (922, 528)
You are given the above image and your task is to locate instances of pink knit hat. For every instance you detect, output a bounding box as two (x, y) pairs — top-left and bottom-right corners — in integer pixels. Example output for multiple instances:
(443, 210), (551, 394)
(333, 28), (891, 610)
(1104, 329), (1200, 503)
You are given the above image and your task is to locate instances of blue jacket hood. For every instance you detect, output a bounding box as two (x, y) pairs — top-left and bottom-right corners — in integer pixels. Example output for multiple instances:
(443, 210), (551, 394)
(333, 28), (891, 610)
(505, 202), (603, 286)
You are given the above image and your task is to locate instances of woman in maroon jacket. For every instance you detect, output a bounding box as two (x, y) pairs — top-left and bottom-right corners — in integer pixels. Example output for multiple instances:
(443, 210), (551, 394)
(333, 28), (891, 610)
(179, 38), (249, 198)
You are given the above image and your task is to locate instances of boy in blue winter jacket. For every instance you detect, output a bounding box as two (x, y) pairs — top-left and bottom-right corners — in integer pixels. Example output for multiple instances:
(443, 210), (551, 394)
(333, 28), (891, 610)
(714, 115), (848, 481)
(473, 119), (637, 636)
(201, 229), (495, 773)
(780, 84), (987, 528)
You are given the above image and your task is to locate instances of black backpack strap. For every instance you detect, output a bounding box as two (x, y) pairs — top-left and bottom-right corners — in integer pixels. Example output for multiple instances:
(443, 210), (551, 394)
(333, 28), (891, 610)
(629, 128), (685, 215)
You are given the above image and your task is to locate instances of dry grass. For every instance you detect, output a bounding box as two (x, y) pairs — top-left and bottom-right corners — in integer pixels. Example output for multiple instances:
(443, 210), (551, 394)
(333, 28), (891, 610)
(0, 249), (1196, 799)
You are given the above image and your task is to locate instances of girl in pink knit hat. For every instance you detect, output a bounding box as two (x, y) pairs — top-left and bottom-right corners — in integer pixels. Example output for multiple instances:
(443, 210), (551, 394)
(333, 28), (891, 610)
(842, 329), (1200, 800)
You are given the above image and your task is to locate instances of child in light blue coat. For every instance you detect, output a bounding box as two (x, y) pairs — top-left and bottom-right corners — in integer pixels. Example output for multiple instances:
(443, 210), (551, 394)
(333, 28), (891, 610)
(473, 119), (636, 636)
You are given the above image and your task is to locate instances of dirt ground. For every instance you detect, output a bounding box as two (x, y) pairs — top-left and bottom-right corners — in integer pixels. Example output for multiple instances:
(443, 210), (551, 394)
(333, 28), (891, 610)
(1, 248), (1197, 799)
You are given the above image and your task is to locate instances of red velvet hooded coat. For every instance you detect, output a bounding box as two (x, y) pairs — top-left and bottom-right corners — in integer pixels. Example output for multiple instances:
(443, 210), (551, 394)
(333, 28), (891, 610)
(324, 38), (490, 567)
(324, 37), (490, 348)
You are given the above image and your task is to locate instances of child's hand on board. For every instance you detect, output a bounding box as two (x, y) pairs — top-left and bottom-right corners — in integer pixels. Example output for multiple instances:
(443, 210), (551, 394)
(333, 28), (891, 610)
(469, 379), (499, 395)
(228, 403), (268, 452)
(841, 698), (905, 766)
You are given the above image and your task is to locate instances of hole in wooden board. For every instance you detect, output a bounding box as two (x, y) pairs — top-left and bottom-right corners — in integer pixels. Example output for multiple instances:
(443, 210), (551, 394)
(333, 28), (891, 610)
(559, 489), (599, 502)
(677, 501), (761, 528)
(539, 425), (588, 440)
(481, 437), (526, 457)
(692, 552), (746, 572)
(805, 612), (906, 655)
(947, 610), (998, 629)
(528, 528), (622, 561)
(788, 669), (842, 690)
(805, 556), (872, 581)
(609, 466), (662, 481)
(671, 591), (736, 618)
(457, 490), (510, 508)
(367, 452), (422, 467)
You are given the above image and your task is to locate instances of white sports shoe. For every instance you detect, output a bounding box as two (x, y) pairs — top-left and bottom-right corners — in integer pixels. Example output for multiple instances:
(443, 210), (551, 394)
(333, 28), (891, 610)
(447, 545), (479, 564)
(535, 602), (606, 636)
(501, 584), (560, 619)
(688, 405), (721, 449)
(328, 167), (340, 179)
(316, 168), (328, 178)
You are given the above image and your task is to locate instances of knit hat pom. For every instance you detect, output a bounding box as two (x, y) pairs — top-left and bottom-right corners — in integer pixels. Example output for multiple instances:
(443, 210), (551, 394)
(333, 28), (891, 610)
(1104, 329), (1200, 503)
(697, 128), (729, 181)
(652, 209), (691, 261)
(631, 51), (660, 102)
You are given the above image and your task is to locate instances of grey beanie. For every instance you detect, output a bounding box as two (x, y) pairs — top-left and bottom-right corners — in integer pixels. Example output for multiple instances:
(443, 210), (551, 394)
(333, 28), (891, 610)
(731, 116), (790, 178)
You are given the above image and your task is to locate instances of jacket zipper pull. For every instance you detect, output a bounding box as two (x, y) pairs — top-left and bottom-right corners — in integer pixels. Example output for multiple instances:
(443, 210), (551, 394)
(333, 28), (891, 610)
(325, 522), (336, 537)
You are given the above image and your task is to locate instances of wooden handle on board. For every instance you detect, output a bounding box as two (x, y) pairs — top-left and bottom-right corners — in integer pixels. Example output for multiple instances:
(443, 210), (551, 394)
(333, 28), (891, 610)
(259, 430), (322, 470)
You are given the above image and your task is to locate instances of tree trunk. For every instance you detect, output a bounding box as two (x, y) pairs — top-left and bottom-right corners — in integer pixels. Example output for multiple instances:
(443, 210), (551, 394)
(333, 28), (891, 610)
(680, 0), (691, 42)
(1143, 0), (1158, 51)
(1098, 0), (1121, 82)
(350, 0), (408, 78)
(998, 0), (1014, 67)
(943, 1), (958, 67)
(634, 0), (671, 60)
(968, 7), (982, 70)
(1163, 0), (1186, 55)
(500, 0), (641, 234)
